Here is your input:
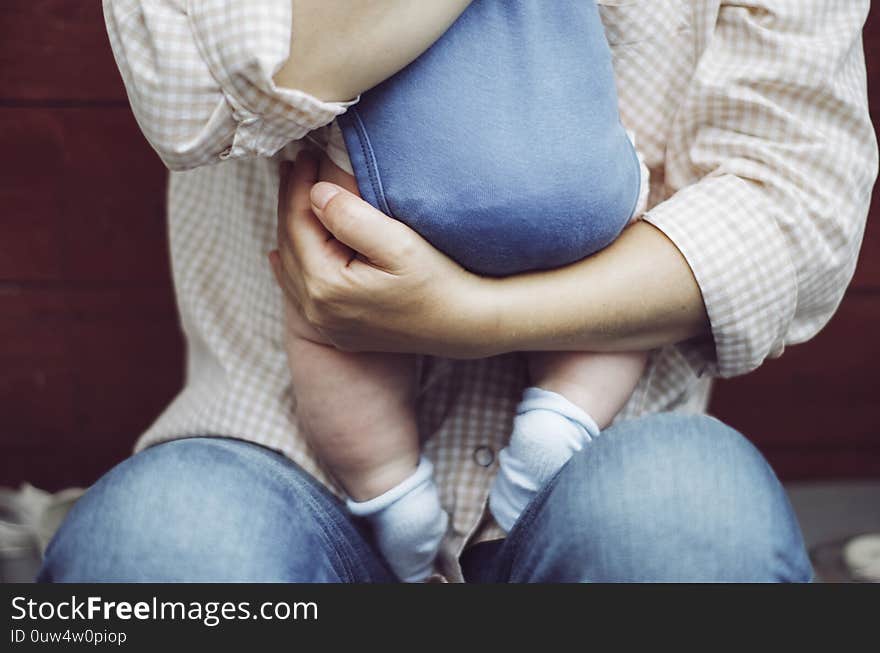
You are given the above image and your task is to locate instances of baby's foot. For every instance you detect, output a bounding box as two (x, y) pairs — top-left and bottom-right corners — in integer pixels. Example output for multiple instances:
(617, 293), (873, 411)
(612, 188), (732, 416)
(348, 456), (449, 582)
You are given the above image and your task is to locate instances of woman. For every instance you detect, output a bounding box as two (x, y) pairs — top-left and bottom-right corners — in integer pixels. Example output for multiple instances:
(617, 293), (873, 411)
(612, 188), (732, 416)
(39, 0), (875, 582)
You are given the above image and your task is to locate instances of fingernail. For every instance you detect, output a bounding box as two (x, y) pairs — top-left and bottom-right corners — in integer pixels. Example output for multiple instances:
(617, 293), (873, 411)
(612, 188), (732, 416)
(311, 182), (340, 210)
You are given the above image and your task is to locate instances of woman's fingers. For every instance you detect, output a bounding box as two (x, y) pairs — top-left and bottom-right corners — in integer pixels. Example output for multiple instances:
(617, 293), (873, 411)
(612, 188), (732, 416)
(277, 152), (320, 265)
(276, 157), (308, 256)
(268, 249), (332, 345)
(267, 249), (292, 295)
(278, 152), (351, 277)
(309, 182), (417, 273)
(268, 248), (307, 314)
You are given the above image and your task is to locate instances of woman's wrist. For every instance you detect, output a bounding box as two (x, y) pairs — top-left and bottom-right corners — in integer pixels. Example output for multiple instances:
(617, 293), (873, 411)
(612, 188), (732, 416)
(472, 222), (710, 356)
(443, 271), (513, 359)
(445, 265), (584, 359)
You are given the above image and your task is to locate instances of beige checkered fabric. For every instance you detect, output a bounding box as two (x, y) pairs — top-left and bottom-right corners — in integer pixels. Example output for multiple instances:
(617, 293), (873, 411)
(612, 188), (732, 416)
(103, 0), (877, 581)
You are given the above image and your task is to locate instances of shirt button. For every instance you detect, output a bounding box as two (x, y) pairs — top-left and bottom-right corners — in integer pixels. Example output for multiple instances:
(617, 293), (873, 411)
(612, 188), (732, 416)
(473, 446), (495, 467)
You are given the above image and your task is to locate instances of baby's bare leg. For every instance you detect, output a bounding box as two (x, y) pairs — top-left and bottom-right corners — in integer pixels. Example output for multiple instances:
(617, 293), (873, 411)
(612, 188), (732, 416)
(527, 350), (648, 429)
(284, 329), (419, 500)
(283, 153), (420, 500)
(280, 153), (446, 581)
(489, 350), (647, 532)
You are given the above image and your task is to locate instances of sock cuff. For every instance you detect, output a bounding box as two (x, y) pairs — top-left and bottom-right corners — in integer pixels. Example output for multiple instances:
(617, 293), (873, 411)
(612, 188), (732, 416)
(345, 456), (447, 582)
(519, 386), (600, 439)
(490, 449), (535, 533)
(345, 456), (435, 517)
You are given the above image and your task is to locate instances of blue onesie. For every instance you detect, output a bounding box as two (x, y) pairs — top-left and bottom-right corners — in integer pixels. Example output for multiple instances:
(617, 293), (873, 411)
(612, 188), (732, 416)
(337, 0), (641, 277)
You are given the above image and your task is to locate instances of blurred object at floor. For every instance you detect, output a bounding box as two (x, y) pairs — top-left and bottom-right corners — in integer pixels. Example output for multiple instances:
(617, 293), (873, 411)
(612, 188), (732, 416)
(810, 534), (880, 583)
(786, 480), (880, 582)
(0, 483), (84, 582)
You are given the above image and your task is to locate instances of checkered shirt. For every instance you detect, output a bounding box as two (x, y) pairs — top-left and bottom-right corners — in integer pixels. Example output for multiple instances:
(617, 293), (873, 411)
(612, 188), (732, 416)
(103, 0), (877, 581)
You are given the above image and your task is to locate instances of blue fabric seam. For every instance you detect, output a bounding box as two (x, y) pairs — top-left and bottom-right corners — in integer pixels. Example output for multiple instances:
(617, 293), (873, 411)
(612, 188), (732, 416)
(349, 109), (393, 217)
(623, 134), (643, 227)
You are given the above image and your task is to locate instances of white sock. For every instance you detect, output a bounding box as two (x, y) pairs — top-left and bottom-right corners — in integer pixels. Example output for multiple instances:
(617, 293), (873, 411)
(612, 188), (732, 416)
(489, 386), (600, 533)
(346, 456), (448, 582)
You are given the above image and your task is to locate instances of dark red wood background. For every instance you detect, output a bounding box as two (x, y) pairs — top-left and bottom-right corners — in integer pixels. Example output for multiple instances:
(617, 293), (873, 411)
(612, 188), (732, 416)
(1, 2), (878, 490)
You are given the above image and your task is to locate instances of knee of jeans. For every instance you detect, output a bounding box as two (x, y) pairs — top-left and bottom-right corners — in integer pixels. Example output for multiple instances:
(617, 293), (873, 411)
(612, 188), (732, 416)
(39, 438), (340, 582)
(540, 413), (812, 581)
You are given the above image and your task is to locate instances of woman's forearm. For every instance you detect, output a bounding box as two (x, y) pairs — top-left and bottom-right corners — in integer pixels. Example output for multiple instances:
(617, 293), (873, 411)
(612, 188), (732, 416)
(483, 221), (711, 354)
(274, 0), (472, 102)
(273, 160), (709, 360)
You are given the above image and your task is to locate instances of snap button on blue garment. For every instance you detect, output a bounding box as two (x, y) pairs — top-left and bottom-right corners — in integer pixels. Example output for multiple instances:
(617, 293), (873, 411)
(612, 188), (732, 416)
(339, 0), (641, 276)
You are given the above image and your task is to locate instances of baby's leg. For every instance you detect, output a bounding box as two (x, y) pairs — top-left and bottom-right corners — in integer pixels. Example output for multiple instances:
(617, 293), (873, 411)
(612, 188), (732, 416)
(280, 153), (447, 580)
(283, 317), (420, 500)
(285, 153), (420, 500)
(527, 350), (648, 430)
(489, 350), (647, 532)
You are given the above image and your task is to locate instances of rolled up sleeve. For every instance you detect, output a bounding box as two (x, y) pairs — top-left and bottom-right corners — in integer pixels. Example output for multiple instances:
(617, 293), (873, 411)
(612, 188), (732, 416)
(642, 0), (878, 378)
(103, 0), (355, 170)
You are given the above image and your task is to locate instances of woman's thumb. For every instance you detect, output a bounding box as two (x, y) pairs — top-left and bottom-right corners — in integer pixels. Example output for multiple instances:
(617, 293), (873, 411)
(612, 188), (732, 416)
(309, 182), (411, 270)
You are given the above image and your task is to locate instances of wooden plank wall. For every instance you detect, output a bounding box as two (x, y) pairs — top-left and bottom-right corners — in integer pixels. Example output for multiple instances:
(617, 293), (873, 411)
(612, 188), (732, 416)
(1, 2), (878, 491)
(1, 2), (183, 490)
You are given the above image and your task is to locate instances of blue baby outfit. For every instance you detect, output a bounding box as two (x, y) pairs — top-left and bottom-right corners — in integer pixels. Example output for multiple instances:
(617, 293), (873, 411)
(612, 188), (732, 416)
(338, 0), (640, 276)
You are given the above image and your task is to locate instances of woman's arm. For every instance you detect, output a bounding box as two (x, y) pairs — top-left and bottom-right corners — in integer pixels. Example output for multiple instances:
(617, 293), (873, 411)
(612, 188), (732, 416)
(487, 220), (709, 354)
(103, 0), (470, 170)
(272, 154), (707, 359)
(275, 0), (472, 102)
(273, 0), (876, 374)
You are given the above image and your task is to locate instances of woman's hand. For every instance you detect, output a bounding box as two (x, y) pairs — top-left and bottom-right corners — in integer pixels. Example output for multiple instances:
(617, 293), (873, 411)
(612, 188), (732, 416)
(271, 150), (709, 359)
(270, 151), (500, 358)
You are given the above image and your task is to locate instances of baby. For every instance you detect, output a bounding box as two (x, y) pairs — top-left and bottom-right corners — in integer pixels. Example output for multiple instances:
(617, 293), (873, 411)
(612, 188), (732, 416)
(278, 0), (647, 581)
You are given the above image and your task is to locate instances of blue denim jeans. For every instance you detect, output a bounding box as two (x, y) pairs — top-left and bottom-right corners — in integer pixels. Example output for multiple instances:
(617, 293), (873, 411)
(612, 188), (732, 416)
(38, 414), (812, 582)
